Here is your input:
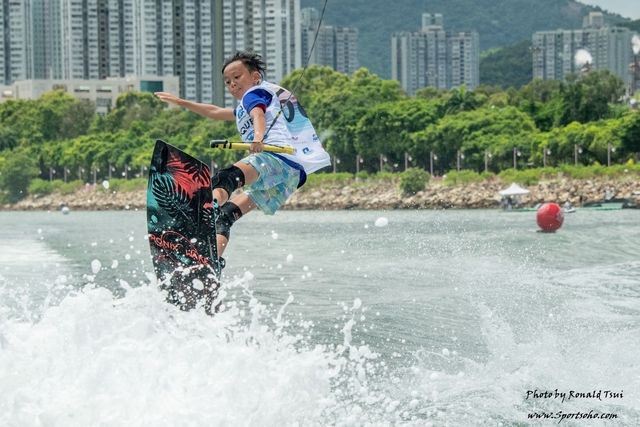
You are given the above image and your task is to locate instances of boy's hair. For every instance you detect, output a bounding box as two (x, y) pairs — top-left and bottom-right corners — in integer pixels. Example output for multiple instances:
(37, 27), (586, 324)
(222, 51), (267, 79)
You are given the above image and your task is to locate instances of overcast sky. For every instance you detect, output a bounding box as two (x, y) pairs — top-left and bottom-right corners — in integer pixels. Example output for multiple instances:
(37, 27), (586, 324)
(581, 0), (640, 20)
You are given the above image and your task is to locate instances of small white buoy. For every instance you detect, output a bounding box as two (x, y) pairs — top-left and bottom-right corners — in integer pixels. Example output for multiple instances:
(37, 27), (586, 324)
(61, 206), (70, 215)
(374, 217), (388, 227)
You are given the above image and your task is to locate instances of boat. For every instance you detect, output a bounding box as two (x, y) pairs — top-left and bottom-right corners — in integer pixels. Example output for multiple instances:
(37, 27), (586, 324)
(581, 198), (637, 210)
(563, 207), (576, 214)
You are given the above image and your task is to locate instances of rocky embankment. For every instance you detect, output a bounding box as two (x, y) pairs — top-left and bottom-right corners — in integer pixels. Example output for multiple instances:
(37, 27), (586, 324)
(3, 178), (640, 211)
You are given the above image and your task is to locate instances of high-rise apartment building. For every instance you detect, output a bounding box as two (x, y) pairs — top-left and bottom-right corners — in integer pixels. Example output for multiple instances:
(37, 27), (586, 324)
(391, 13), (478, 95)
(300, 7), (358, 76)
(3, 0), (228, 105)
(2, 0), (307, 107)
(251, 0), (300, 83)
(222, 0), (301, 106)
(1, 0), (32, 85)
(335, 26), (358, 75)
(532, 12), (637, 84)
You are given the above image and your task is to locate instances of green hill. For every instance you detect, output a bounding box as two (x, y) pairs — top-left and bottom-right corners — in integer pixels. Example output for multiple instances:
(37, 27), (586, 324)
(300, 0), (629, 79)
(618, 19), (640, 33)
(479, 40), (533, 89)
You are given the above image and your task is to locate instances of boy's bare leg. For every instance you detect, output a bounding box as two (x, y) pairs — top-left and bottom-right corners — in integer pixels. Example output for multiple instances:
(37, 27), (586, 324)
(216, 192), (257, 256)
(212, 161), (259, 256)
(212, 161), (259, 205)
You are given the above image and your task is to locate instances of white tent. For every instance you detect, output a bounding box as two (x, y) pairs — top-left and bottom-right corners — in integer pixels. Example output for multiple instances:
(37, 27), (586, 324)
(499, 183), (530, 196)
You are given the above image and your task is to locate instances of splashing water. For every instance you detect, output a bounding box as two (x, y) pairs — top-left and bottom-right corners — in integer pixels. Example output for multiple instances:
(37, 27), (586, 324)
(0, 273), (440, 427)
(2, 210), (640, 426)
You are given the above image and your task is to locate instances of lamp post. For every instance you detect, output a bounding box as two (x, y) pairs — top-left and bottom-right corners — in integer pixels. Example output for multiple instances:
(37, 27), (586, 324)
(93, 167), (100, 185)
(543, 147), (551, 168)
(430, 151), (437, 176)
(484, 149), (492, 172)
(513, 147), (521, 170)
(607, 143), (615, 167)
(333, 156), (340, 173)
(356, 155), (363, 174)
(457, 150), (464, 172)
(404, 152), (412, 170)
(574, 144), (582, 166)
(379, 154), (387, 172)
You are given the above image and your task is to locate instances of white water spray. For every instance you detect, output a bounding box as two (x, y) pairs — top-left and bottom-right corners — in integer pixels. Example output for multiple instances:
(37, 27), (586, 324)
(574, 49), (592, 68)
(632, 35), (640, 55)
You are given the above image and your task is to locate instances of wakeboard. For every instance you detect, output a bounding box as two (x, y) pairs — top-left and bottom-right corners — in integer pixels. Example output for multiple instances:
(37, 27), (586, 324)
(146, 140), (222, 314)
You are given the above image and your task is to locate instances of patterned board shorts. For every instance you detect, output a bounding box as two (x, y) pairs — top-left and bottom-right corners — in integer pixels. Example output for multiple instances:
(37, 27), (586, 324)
(240, 153), (301, 215)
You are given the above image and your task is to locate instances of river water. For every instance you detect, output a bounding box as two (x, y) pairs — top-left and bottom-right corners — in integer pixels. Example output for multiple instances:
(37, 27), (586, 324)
(1, 208), (639, 426)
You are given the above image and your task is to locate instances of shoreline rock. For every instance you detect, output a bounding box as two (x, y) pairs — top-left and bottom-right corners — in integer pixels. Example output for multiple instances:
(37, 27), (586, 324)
(2, 178), (639, 212)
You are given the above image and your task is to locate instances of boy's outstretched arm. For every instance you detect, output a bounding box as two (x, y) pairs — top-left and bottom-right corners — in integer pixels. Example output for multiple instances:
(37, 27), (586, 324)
(154, 92), (236, 121)
(249, 106), (266, 154)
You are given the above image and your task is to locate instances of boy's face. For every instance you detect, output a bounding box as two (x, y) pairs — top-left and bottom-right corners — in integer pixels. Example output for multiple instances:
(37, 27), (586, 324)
(223, 61), (260, 100)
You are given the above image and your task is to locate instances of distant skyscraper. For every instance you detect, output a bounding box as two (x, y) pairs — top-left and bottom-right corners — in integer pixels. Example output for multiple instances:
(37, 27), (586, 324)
(532, 12), (637, 84)
(223, 0), (253, 57)
(1, 0), (226, 105)
(1, 0), (32, 85)
(252, 0), (300, 83)
(300, 7), (358, 75)
(447, 31), (479, 90)
(223, 0), (301, 106)
(2, 0), (307, 107)
(392, 13), (478, 95)
(335, 27), (358, 75)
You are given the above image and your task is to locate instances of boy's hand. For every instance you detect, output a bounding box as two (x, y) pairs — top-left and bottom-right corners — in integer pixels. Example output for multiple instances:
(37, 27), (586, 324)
(154, 92), (182, 106)
(250, 140), (264, 154)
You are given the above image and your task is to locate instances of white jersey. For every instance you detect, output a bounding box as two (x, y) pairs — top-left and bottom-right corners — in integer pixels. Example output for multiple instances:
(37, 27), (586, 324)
(234, 81), (331, 174)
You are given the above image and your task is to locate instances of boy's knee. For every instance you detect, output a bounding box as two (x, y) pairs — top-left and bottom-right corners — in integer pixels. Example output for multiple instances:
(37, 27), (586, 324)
(211, 165), (245, 198)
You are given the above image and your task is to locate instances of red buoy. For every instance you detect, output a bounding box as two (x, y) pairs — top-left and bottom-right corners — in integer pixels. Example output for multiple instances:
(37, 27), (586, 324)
(537, 203), (564, 232)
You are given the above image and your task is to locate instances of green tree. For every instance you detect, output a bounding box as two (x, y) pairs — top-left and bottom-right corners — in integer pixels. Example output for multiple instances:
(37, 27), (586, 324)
(354, 98), (444, 172)
(307, 68), (405, 170)
(0, 148), (40, 202)
(60, 99), (96, 139)
(0, 99), (43, 144)
(0, 128), (18, 151)
(37, 90), (82, 142)
(411, 106), (538, 173)
(518, 78), (562, 103)
(106, 91), (164, 133)
(618, 113), (640, 160)
(445, 85), (484, 114)
(554, 70), (625, 127)
(280, 65), (350, 108)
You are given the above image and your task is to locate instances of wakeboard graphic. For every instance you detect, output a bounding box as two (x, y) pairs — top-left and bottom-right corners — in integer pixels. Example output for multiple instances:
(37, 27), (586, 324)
(147, 140), (221, 314)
